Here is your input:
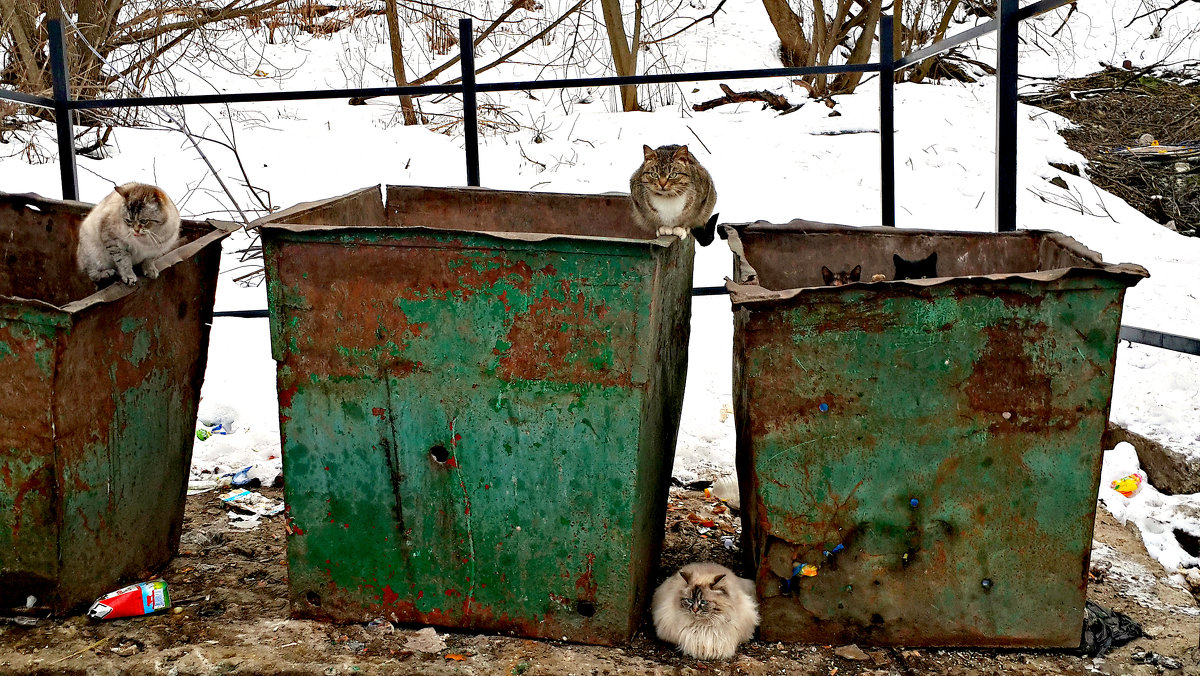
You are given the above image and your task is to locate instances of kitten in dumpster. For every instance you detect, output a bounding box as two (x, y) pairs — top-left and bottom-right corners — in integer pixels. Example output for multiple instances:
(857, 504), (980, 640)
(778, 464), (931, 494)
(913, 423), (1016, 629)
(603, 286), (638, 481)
(630, 144), (718, 246)
(892, 252), (938, 280)
(77, 182), (181, 286)
(652, 562), (758, 660)
(821, 264), (862, 286)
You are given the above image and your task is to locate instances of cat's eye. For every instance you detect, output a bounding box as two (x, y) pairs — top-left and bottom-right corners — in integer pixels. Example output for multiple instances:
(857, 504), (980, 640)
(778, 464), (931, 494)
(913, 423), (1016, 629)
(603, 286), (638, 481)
(679, 598), (689, 607)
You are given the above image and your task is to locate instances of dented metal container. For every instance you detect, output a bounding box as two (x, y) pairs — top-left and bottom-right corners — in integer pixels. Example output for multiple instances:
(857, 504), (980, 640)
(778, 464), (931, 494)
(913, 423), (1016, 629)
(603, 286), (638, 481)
(259, 185), (692, 645)
(725, 220), (1147, 648)
(0, 191), (229, 612)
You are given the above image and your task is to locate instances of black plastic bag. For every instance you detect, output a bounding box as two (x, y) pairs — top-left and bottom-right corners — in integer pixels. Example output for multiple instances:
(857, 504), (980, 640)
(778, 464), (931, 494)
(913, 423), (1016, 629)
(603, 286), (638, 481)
(1081, 600), (1142, 657)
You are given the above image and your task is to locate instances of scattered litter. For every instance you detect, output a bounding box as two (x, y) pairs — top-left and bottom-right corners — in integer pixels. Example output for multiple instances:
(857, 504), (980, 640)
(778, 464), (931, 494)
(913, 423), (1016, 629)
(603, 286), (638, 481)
(833, 643), (870, 661)
(1080, 600), (1141, 657)
(110, 640), (142, 657)
(344, 640), (366, 654)
(226, 465), (257, 487)
(24, 595), (35, 608)
(187, 478), (224, 495)
(366, 617), (395, 633)
(220, 489), (284, 517)
(404, 626), (446, 653)
(1132, 651), (1183, 670)
(88, 580), (171, 620)
(795, 563), (818, 577)
(1110, 471), (1145, 498)
(445, 653), (467, 661)
(722, 535), (736, 550)
(2, 616), (39, 627)
(710, 474), (740, 510)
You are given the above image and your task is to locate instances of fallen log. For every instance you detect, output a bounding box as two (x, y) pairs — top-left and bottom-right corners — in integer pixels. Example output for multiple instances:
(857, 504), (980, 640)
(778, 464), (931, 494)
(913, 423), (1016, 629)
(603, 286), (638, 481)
(693, 84), (796, 112)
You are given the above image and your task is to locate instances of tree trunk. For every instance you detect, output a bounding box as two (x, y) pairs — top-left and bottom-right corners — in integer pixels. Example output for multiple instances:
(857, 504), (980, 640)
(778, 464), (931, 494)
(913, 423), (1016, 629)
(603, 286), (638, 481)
(760, 0), (809, 67)
(599, 0), (640, 111)
(383, 0), (418, 125)
(831, 0), (880, 93)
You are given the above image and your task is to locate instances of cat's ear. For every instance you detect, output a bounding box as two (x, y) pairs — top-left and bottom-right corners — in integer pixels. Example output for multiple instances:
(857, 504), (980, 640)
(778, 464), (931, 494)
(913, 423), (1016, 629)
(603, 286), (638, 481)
(893, 253), (903, 266)
(114, 184), (132, 201)
(821, 266), (834, 286)
(643, 145), (656, 160)
(672, 145), (691, 163)
(926, 252), (938, 265)
(711, 573), (727, 587)
(850, 265), (862, 280)
(680, 570), (693, 585)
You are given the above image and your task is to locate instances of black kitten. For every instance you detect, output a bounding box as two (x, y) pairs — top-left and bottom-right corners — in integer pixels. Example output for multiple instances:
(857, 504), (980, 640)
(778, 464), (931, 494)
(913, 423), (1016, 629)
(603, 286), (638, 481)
(893, 252), (938, 280)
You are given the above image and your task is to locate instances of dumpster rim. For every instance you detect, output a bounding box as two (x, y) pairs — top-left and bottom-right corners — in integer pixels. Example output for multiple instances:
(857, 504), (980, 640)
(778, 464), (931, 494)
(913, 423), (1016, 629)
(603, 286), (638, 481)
(257, 221), (676, 250)
(720, 219), (1149, 307)
(0, 189), (237, 316)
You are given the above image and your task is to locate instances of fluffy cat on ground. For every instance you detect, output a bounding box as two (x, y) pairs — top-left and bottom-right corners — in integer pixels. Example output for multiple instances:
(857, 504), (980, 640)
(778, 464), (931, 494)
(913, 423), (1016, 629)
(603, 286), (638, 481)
(630, 144), (718, 245)
(652, 562), (758, 660)
(77, 182), (181, 285)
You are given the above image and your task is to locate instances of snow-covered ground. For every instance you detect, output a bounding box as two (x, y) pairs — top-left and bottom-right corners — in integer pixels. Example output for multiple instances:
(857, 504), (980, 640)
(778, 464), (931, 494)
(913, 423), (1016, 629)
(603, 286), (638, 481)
(2, 0), (1197, 572)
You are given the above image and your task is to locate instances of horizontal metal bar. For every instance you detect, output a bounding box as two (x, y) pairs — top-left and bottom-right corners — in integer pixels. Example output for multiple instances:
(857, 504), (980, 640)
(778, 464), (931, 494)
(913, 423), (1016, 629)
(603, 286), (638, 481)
(66, 63), (882, 111)
(473, 63), (884, 94)
(68, 84), (464, 110)
(1120, 325), (1200, 356)
(895, 19), (997, 68)
(895, 0), (1073, 68)
(0, 88), (55, 108)
(212, 309), (269, 318)
(692, 286), (729, 296)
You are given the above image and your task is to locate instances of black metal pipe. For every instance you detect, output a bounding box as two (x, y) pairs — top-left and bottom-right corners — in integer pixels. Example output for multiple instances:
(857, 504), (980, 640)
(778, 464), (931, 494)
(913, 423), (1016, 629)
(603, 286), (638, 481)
(0, 89), (55, 108)
(64, 64), (885, 111)
(1120, 326), (1200, 356)
(995, 0), (1019, 233)
(47, 20), (79, 201)
(460, 19), (480, 188)
(880, 13), (896, 228)
(894, 0), (1072, 69)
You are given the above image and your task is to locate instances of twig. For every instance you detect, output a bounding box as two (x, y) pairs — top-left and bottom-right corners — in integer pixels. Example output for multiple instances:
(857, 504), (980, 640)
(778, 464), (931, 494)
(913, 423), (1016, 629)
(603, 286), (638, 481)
(52, 637), (110, 664)
(686, 125), (711, 154)
(692, 83), (794, 112)
(640, 0), (728, 46)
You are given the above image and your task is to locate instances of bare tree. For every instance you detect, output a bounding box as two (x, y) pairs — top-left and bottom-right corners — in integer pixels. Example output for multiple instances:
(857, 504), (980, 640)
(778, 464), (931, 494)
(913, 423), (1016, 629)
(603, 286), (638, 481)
(384, 0), (420, 124)
(600, 0), (642, 111)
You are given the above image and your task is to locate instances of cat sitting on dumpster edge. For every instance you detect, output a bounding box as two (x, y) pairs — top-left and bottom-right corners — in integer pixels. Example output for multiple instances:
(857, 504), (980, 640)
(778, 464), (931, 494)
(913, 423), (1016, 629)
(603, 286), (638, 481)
(630, 144), (718, 246)
(77, 182), (181, 286)
(652, 562), (758, 660)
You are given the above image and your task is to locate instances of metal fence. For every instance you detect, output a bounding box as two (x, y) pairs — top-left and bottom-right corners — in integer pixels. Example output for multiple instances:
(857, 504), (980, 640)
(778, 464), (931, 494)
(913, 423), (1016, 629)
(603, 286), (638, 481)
(2, 0), (1198, 356)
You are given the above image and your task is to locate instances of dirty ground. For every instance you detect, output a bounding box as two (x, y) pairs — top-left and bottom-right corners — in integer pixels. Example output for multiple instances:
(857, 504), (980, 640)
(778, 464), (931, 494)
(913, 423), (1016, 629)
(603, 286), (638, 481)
(0, 487), (1196, 675)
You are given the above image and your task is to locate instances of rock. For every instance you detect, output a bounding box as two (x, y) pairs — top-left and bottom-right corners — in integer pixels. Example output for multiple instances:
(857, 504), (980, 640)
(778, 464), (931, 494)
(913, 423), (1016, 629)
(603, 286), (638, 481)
(1142, 624), (1164, 639)
(404, 626), (446, 654)
(834, 644), (871, 661)
(1049, 176), (1069, 190)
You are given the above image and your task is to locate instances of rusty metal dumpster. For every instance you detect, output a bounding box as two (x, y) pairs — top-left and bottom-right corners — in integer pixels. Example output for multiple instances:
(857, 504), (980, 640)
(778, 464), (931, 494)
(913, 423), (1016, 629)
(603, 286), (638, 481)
(0, 191), (230, 612)
(725, 220), (1147, 648)
(259, 185), (692, 645)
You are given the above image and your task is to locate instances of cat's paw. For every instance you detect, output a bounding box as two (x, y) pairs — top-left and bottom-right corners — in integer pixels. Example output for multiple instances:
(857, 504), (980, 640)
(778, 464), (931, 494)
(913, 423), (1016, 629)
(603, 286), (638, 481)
(141, 264), (159, 280)
(670, 227), (689, 239)
(88, 268), (116, 282)
(655, 226), (674, 238)
(120, 271), (138, 285)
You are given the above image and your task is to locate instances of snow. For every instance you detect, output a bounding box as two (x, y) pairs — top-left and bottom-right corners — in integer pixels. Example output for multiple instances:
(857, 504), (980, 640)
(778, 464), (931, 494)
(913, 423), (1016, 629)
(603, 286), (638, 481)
(1, 1), (1197, 564)
(1100, 443), (1200, 574)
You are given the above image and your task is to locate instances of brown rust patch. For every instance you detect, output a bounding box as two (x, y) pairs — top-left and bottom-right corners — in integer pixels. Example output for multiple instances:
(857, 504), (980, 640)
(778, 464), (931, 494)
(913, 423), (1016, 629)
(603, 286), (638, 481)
(963, 322), (1052, 418)
(497, 290), (632, 387)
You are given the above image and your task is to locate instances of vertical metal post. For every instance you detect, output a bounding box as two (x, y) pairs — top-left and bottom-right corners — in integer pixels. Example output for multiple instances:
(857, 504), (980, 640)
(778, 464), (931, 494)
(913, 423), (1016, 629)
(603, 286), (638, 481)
(459, 18), (480, 187)
(47, 19), (79, 201)
(995, 0), (1019, 232)
(879, 13), (895, 227)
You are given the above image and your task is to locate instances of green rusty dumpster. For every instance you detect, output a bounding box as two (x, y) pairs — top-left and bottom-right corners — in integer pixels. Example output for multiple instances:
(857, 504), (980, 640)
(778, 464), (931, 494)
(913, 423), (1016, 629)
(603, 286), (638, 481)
(724, 220), (1147, 648)
(0, 191), (230, 612)
(259, 185), (692, 645)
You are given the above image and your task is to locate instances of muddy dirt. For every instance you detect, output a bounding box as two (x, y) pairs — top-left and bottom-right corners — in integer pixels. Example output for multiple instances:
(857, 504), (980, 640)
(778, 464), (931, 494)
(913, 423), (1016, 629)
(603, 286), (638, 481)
(0, 486), (1196, 675)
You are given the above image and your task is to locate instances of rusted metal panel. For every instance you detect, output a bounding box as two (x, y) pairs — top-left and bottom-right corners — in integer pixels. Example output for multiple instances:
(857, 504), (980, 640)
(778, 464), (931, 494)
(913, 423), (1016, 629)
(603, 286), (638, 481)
(0, 191), (229, 612)
(725, 220), (1147, 648)
(260, 185), (692, 645)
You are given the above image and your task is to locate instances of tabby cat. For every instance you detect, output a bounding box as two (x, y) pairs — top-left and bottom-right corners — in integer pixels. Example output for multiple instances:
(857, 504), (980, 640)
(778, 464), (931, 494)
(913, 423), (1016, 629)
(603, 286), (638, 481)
(77, 183), (181, 285)
(652, 562), (758, 660)
(630, 144), (718, 246)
